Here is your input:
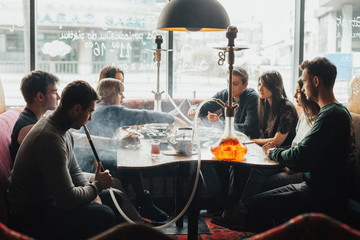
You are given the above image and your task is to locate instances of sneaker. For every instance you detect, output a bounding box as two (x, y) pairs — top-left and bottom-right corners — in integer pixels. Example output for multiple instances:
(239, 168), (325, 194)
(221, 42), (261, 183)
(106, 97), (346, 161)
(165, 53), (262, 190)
(138, 190), (169, 222)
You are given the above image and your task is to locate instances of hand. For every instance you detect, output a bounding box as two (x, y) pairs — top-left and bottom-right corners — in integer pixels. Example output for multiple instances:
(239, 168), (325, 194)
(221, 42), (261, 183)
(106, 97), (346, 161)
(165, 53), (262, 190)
(187, 107), (197, 118)
(91, 194), (102, 205)
(262, 141), (276, 156)
(207, 111), (221, 124)
(121, 133), (140, 147)
(95, 162), (113, 189)
(283, 167), (295, 175)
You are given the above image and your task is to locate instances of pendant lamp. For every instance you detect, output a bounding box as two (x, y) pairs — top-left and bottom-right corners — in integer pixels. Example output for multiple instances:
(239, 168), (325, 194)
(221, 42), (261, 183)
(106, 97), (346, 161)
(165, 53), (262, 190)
(157, 0), (230, 31)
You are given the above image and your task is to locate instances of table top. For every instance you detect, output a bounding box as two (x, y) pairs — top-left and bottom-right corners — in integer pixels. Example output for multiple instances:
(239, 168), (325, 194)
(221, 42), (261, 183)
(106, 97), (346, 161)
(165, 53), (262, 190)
(116, 133), (278, 169)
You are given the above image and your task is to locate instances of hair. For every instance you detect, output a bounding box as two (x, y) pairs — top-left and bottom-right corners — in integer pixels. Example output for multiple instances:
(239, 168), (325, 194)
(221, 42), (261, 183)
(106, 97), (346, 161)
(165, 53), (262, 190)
(20, 70), (59, 104)
(99, 66), (124, 82)
(258, 70), (287, 135)
(299, 57), (337, 90)
(96, 78), (124, 105)
(297, 78), (320, 124)
(59, 80), (99, 111)
(233, 66), (249, 85)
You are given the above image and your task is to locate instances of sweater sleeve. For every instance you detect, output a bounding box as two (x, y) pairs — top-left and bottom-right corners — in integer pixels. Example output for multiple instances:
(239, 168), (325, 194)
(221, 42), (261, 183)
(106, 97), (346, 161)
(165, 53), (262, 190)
(119, 107), (175, 126)
(269, 106), (349, 172)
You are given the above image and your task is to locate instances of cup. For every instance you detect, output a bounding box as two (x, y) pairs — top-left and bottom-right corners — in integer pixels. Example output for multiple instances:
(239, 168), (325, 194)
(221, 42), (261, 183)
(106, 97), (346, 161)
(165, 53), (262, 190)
(151, 140), (160, 158)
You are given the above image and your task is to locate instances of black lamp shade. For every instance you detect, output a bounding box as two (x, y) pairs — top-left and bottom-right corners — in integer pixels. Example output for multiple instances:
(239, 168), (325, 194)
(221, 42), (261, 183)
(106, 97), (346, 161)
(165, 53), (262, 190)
(157, 0), (230, 31)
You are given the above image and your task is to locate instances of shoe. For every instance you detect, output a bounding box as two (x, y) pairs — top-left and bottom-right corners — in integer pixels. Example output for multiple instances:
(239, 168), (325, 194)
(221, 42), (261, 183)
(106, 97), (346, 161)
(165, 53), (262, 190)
(211, 205), (247, 231)
(222, 202), (247, 217)
(200, 209), (223, 217)
(137, 190), (169, 222)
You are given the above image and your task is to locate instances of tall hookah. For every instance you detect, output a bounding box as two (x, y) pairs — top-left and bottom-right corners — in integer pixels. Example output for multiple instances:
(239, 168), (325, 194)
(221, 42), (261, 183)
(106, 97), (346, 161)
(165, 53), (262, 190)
(210, 26), (248, 161)
(151, 35), (166, 112)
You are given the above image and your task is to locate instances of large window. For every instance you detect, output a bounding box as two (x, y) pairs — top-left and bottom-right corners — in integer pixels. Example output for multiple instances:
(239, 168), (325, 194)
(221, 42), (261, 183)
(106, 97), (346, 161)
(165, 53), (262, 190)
(304, 0), (360, 103)
(170, 0), (296, 101)
(0, 0), (28, 106)
(36, 0), (168, 101)
(1, 0), (359, 107)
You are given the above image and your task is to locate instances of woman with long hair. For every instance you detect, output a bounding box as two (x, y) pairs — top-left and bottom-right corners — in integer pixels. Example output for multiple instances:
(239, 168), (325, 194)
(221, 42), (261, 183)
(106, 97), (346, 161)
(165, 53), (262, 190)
(252, 70), (298, 147)
(292, 77), (320, 146)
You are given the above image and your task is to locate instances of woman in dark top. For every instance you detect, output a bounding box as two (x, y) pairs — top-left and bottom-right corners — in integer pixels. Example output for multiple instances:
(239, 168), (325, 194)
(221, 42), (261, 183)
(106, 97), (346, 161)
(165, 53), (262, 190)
(252, 70), (298, 148)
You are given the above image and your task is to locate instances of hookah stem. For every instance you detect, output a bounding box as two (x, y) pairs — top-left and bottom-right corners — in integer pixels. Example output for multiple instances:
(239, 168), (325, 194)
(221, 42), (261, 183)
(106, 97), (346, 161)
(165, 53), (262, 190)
(83, 125), (105, 172)
(157, 54), (160, 93)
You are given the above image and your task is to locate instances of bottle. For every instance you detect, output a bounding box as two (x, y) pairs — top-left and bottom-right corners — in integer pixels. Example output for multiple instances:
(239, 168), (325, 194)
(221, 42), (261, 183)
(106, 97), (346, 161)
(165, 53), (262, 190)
(210, 116), (247, 161)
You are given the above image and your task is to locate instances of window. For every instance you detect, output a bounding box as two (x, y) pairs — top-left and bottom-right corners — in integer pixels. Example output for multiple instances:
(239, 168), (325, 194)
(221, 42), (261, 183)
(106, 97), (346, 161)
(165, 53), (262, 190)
(35, 0), (168, 101)
(304, 0), (360, 103)
(0, 0), (28, 106)
(170, 0), (296, 102)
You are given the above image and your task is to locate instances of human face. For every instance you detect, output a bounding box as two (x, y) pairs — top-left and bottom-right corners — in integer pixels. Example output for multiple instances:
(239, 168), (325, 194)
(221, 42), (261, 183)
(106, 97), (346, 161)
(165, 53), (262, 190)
(294, 84), (302, 107)
(44, 84), (60, 110)
(228, 75), (247, 100)
(116, 84), (125, 105)
(72, 100), (96, 130)
(258, 79), (272, 100)
(301, 69), (316, 101)
(115, 72), (124, 82)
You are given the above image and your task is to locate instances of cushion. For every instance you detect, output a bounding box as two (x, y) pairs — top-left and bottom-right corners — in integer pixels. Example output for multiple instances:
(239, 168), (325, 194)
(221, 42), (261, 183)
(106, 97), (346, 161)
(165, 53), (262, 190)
(249, 213), (360, 240)
(0, 222), (30, 240)
(350, 112), (360, 203)
(348, 75), (360, 114)
(0, 109), (20, 224)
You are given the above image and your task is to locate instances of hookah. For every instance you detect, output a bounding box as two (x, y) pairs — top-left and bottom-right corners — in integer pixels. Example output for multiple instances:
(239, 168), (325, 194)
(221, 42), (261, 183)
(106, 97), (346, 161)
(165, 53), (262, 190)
(210, 26), (248, 161)
(151, 35), (166, 112)
(150, 35), (194, 125)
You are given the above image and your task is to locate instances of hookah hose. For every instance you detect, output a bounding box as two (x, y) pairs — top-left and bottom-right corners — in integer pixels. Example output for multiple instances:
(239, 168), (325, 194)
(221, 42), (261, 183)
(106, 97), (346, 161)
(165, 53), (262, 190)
(83, 124), (136, 223)
(165, 92), (193, 126)
(84, 99), (213, 229)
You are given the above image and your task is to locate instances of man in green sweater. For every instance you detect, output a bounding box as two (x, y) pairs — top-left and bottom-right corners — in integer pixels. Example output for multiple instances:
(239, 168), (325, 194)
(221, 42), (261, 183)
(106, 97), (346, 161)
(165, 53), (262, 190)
(250, 57), (355, 233)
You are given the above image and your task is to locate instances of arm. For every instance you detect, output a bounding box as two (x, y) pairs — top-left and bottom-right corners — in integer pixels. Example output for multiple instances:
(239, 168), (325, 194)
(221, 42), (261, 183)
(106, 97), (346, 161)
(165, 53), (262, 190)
(253, 131), (289, 147)
(268, 108), (349, 171)
(234, 93), (260, 138)
(189, 90), (227, 118)
(17, 124), (35, 144)
(37, 133), (101, 210)
(117, 106), (175, 126)
(252, 101), (296, 147)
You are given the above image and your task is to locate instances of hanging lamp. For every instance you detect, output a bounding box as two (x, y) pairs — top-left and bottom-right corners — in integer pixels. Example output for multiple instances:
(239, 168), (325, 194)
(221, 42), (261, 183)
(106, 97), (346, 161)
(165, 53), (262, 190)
(157, 0), (230, 31)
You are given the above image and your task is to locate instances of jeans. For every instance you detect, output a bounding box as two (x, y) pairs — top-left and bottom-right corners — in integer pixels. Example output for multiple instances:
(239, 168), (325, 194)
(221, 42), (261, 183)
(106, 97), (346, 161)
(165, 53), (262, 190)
(240, 168), (304, 207)
(248, 181), (348, 233)
(10, 190), (124, 240)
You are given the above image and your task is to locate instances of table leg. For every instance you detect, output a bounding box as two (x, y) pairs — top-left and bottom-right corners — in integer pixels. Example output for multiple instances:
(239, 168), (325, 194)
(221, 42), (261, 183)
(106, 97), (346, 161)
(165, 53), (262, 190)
(175, 165), (184, 228)
(187, 184), (200, 240)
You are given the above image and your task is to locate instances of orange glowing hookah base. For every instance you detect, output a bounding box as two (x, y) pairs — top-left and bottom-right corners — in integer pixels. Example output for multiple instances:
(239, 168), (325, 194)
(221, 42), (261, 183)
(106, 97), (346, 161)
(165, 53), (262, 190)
(211, 137), (247, 161)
